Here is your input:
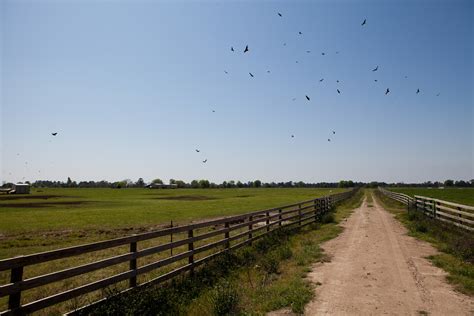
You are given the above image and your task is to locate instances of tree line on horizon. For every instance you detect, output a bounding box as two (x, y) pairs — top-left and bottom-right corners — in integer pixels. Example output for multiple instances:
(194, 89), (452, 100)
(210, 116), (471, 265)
(2, 178), (473, 189)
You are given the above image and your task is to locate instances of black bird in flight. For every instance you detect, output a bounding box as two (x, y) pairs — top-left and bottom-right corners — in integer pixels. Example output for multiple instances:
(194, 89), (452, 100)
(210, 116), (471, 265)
(416, 89), (420, 94)
(374, 79), (378, 82)
(51, 132), (58, 136)
(203, 159), (207, 163)
(333, 131), (336, 135)
(292, 98), (296, 101)
(224, 70), (228, 74)
(372, 66), (378, 72)
(404, 76), (408, 79)
(299, 31), (302, 35)
(283, 43), (286, 46)
(195, 149), (200, 152)
(319, 78), (324, 82)
(249, 72), (254, 77)
(321, 52), (325, 56)
(328, 138), (331, 142)
(336, 80), (340, 83)
(361, 19), (366, 26)
(385, 88), (390, 95)
(306, 95), (310, 101)
(267, 70), (271, 73)
(212, 110), (216, 113)
(231, 46), (234, 52)
(436, 93), (440, 96)
(337, 89), (341, 94)
(278, 12), (282, 17)
(291, 135), (295, 138)
(244, 45), (249, 53)
(336, 51), (340, 54)
(306, 50), (311, 53)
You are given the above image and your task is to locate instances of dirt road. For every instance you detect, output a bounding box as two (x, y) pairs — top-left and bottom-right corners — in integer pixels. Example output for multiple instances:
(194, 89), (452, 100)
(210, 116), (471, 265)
(305, 194), (473, 315)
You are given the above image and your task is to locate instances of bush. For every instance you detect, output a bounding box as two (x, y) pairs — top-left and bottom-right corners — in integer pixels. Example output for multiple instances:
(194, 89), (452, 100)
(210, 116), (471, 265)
(260, 253), (280, 274)
(211, 281), (240, 316)
(415, 222), (428, 233)
(321, 213), (335, 224)
(277, 245), (293, 260)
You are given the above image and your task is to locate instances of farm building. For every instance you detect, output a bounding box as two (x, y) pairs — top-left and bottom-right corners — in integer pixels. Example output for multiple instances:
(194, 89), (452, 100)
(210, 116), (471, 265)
(146, 183), (178, 189)
(10, 183), (31, 194)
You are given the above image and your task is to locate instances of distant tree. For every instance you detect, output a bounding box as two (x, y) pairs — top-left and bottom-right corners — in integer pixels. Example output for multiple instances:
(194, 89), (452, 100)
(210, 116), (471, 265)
(67, 177), (73, 187)
(136, 178), (145, 187)
(169, 179), (176, 185)
(152, 178), (163, 184)
(444, 179), (454, 187)
(175, 180), (186, 188)
(199, 179), (210, 188)
(191, 180), (199, 188)
(254, 180), (262, 188)
(115, 181), (127, 189)
(455, 180), (469, 187)
(236, 181), (244, 188)
(295, 181), (305, 188)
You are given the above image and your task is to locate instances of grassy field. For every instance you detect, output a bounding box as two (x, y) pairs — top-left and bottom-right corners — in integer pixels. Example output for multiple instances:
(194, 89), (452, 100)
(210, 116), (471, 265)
(0, 188), (346, 258)
(389, 187), (474, 206)
(84, 190), (365, 315)
(0, 188), (352, 314)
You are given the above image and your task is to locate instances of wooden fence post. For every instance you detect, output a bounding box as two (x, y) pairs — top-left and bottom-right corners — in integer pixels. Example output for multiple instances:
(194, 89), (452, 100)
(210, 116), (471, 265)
(8, 266), (23, 311)
(248, 216), (253, 244)
(170, 220), (173, 256)
(432, 201), (436, 218)
(129, 239), (137, 288)
(314, 200), (318, 222)
(188, 229), (194, 275)
(458, 206), (463, 226)
(266, 211), (270, 232)
(298, 204), (302, 226)
(278, 209), (282, 227)
(225, 222), (230, 249)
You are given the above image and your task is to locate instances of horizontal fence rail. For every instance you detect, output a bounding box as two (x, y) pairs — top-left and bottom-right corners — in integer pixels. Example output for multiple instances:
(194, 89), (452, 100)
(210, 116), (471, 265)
(377, 187), (414, 206)
(0, 188), (357, 315)
(378, 187), (473, 232)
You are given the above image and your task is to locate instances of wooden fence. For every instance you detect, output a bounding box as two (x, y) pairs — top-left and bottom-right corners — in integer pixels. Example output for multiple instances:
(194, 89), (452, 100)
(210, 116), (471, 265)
(0, 188), (357, 315)
(378, 187), (474, 232)
(377, 187), (414, 206)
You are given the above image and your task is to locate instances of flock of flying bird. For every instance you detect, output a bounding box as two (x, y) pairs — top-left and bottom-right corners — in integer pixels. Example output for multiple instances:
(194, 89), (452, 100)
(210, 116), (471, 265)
(14, 13), (441, 176)
(199, 13), (441, 165)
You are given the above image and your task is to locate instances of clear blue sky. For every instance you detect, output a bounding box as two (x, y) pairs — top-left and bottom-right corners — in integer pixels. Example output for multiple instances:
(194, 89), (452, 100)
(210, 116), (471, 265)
(1, 0), (472, 184)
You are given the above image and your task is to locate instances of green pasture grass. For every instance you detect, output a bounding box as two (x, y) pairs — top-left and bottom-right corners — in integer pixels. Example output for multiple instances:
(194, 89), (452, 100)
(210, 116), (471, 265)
(82, 189), (365, 315)
(0, 188), (346, 237)
(389, 187), (474, 206)
(0, 187), (348, 313)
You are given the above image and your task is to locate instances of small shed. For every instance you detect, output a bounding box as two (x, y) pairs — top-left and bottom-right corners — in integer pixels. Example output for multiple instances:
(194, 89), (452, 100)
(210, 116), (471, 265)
(11, 183), (31, 194)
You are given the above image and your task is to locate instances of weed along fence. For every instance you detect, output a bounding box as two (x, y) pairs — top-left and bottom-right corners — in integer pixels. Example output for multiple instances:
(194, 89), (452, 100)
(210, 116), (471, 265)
(378, 187), (474, 232)
(0, 189), (357, 315)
